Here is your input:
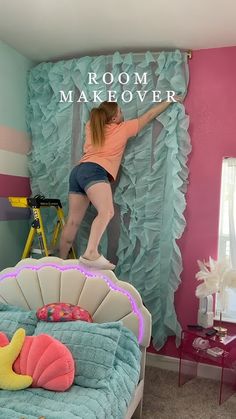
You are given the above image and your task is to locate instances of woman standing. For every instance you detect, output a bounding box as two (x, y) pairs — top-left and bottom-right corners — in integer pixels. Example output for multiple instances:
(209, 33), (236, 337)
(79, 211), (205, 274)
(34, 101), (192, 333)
(59, 97), (182, 269)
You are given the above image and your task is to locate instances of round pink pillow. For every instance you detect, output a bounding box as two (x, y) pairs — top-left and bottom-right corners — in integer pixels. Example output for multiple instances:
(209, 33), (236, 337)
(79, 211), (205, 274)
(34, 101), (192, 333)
(36, 302), (93, 323)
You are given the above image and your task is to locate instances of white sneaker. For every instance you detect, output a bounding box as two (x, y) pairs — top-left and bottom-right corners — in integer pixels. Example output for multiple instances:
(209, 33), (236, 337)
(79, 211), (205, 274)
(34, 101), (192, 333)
(78, 255), (116, 270)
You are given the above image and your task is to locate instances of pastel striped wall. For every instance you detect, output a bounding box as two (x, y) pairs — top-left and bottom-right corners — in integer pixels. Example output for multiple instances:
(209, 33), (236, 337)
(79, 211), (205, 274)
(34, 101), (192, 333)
(0, 41), (34, 270)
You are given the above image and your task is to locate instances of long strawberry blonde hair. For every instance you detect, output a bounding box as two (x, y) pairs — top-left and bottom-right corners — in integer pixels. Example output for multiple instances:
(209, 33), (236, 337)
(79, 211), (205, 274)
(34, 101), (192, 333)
(90, 101), (118, 147)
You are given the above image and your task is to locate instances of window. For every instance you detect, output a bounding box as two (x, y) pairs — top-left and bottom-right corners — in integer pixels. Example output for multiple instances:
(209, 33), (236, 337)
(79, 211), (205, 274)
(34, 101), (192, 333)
(217, 158), (236, 322)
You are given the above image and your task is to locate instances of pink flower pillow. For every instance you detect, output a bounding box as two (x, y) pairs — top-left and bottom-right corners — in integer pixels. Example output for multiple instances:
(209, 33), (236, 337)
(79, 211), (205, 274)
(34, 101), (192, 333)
(36, 303), (93, 323)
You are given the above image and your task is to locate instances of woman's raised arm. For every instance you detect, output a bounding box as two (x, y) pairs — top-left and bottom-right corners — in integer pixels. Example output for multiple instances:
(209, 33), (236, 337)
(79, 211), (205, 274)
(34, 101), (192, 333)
(137, 95), (183, 133)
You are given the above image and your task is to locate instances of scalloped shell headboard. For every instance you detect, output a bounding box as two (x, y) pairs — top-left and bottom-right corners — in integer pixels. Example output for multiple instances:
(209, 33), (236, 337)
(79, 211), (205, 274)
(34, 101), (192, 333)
(0, 257), (151, 347)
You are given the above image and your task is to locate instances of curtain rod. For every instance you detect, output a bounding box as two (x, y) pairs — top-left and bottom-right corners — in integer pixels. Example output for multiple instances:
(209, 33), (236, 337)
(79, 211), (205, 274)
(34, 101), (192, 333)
(59, 49), (193, 63)
(119, 49), (192, 59)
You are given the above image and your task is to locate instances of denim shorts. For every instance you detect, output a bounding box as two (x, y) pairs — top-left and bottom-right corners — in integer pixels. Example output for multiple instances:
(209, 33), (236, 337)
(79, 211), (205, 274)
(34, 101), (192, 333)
(69, 162), (110, 195)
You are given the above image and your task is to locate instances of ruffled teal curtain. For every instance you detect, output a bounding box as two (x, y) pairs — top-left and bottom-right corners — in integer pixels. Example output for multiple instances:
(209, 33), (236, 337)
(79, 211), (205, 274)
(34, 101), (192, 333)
(27, 50), (191, 350)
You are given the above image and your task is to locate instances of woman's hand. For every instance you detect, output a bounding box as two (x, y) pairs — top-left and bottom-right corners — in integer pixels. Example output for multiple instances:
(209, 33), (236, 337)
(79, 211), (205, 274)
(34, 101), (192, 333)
(172, 95), (184, 103)
(137, 95), (185, 133)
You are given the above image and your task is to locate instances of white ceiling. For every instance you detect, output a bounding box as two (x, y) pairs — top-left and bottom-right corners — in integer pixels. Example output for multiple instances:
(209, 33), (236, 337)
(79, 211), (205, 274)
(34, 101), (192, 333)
(0, 0), (236, 62)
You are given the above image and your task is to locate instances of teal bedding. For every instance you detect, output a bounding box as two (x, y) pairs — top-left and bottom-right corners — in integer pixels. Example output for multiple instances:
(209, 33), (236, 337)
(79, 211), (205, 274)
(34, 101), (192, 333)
(0, 302), (38, 337)
(34, 320), (139, 389)
(0, 319), (141, 419)
(0, 384), (133, 419)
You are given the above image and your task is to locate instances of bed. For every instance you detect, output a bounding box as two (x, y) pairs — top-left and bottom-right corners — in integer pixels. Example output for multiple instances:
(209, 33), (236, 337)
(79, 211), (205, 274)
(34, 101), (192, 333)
(0, 257), (151, 419)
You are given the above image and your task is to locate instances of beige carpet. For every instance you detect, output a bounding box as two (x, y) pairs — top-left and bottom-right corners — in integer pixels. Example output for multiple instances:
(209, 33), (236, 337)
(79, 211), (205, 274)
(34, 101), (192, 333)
(142, 367), (236, 419)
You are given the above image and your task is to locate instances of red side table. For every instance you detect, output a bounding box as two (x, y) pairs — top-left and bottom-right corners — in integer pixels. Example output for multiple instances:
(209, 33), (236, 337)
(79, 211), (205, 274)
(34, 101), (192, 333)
(178, 329), (236, 404)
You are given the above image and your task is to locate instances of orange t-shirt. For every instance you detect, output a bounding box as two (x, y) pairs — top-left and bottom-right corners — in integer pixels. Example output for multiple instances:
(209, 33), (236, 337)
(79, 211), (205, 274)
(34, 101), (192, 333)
(79, 119), (139, 181)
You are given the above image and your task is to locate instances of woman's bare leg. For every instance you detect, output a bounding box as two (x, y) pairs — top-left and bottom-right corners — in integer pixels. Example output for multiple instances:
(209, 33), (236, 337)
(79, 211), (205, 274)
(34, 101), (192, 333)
(82, 182), (114, 260)
(59, 193), (90, 259)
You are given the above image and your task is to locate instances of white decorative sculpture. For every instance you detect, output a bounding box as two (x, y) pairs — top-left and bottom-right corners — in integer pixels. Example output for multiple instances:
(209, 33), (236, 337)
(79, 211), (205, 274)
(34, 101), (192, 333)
(195, 258), (236, 335)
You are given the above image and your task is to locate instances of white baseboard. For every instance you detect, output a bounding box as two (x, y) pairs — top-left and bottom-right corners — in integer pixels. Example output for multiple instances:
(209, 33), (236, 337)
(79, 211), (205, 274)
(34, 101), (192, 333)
(146, 352), (221, 380)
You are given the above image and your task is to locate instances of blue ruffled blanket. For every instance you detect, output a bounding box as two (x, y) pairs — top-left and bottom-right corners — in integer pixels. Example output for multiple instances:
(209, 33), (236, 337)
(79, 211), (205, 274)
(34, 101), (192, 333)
(0, 321), (141, 419)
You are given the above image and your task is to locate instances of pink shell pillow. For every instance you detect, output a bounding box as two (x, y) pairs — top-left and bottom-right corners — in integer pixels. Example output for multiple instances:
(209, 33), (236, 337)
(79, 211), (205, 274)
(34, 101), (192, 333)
(36, 302), (93, 323)
(0, 332), (75, 392)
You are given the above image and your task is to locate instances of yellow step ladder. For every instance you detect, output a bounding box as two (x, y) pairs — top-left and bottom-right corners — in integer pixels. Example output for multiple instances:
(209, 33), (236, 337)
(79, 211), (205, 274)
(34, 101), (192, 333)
(8, 195), (76, 259)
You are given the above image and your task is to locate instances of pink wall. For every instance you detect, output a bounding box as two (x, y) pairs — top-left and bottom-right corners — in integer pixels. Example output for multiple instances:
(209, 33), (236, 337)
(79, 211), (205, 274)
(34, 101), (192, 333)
(150, 46), (236, 357)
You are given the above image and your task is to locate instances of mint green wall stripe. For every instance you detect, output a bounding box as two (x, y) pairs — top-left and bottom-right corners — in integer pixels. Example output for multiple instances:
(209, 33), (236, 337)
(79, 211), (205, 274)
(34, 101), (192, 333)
(0, 41), (34, 131)
(0, 220), (29, 270)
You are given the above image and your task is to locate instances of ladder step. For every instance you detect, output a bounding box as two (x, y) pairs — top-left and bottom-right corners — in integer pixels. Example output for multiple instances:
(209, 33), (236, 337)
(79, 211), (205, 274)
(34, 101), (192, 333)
(31, 248), (56, 256)
(31, 248), (43, 254)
